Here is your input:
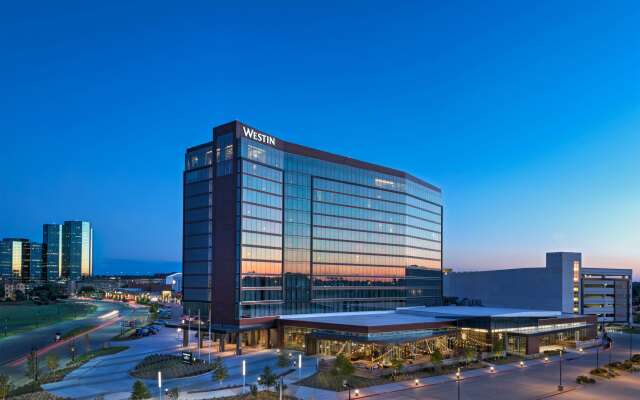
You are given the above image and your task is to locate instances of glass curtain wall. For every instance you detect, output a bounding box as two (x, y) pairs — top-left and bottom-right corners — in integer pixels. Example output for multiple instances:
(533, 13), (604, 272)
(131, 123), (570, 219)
(238, 138), (443, 319)
(183, 145), (214, 317)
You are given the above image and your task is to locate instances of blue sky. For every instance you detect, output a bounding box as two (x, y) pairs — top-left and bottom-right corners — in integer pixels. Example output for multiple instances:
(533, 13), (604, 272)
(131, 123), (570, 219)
(1, 1), (638, 277)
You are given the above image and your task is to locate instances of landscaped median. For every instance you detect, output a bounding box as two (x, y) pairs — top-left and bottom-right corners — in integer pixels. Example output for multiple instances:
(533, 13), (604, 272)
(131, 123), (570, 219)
(7, 346), (129, 397)
(131, 354), (215, 379)
(295, 357), (487, 392)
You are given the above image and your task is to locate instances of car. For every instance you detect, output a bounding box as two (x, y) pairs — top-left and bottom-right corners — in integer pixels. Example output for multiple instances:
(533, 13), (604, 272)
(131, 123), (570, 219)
(153, 320), (167, 325)
(147, 326), (159, 333)
(135, 328), (149, 336)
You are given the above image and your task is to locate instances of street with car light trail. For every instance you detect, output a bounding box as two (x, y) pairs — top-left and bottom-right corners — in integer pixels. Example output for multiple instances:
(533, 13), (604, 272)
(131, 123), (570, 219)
(0, 299), (147, 386)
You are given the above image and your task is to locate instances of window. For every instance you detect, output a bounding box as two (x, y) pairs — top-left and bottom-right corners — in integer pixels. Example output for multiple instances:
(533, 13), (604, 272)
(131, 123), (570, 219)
(216, 133), (234, 176)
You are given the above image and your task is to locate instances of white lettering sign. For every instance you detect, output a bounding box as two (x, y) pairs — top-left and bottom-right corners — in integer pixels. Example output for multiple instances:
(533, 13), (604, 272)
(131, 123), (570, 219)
(242, 126), (276, 146)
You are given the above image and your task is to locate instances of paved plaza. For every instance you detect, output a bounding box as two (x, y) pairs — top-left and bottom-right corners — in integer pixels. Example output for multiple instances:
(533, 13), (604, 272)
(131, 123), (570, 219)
(37, 329), (639, 400)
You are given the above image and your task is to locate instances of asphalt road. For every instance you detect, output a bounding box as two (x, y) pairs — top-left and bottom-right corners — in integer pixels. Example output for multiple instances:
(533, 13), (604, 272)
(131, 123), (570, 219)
(0, 300), (149, 386)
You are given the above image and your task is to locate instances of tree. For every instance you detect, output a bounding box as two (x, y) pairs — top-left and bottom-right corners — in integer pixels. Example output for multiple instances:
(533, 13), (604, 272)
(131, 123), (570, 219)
(46, 353), (59, 377)
(167, 387), (180, 400)
(78, 286), (96, 295)
(25, 351), (39, 381)
(462, 345), (476, 360)
(14, 290), (26, 302)
(493, 339), (504, 356)
(390, 355), (404, 376)
(130, 380), (151, 400)
(210, 356), (229, 389)
(333, 354), (355, 376)
(430, 348), (443, 365)
(276, 351), (291, 378)
(259, 365), (277, 390)
(0, 373), (14, 400)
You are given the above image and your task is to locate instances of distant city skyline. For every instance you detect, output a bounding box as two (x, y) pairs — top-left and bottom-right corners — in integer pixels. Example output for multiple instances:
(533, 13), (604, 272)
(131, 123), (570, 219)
(1, 1), (638, 278)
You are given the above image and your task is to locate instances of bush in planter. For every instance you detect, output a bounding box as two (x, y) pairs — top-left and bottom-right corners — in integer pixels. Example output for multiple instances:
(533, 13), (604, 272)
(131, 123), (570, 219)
(576, 375), (596, 385)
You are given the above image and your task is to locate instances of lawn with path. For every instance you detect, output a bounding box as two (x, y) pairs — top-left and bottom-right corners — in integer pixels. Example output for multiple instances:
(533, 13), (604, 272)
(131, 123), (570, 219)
(0, 302), (96, 338)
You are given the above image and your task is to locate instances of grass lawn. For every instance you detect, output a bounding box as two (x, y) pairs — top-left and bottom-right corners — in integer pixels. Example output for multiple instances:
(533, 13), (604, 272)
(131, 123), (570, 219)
(622, 327), (640, 334)
(0, 302), (96, 338)
(9, 346), (129, 396)
(61, 324), (97, 339)
(485, 354), (525, 365)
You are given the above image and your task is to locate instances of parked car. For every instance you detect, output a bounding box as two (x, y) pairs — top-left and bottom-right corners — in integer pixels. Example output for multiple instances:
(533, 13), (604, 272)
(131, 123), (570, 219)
(135, 328), (149, 336)
(153, 320), (167, 325)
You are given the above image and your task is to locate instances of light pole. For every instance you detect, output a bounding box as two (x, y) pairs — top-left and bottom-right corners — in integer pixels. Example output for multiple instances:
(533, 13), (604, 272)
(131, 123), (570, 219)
(596, 342), (599, 369)
(630, 331), (633, 360)
(31, 346), (38, 381)
(4, 317), (7, 337)
(298, 353), (302, 381)
(197, 310), (201, 359)
(242, 359), (246, 394)
(36, 311), (39, 328)
(71, 340), (75, 362)
(158, 371), (162, 400)
(608, 339), (612, 376)
(343, 381), (354, 400)
(558, 349), (563, 391)
(208, 310), (212, 364)
(456, 367), (460, 400)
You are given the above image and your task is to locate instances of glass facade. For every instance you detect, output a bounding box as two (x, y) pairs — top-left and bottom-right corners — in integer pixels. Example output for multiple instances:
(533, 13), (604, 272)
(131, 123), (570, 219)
(183, 124), (443, 322)
(236, 137), (443, 319)
(43, 224), (63, 281)
(62, 221), (93, 280)
(0, 239), (42, 281)
(183, 144), (213, 311)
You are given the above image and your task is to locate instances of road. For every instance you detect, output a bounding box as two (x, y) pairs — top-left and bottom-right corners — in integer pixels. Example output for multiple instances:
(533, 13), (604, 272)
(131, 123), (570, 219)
(0, 299), (150, 386)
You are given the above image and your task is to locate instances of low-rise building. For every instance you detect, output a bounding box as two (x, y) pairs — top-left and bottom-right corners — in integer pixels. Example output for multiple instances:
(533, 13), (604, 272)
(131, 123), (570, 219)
(443, 252), (632, 327)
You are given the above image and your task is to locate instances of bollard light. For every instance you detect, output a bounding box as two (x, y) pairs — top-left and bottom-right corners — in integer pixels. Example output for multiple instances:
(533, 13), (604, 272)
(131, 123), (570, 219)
(520, 361), (524, 367)
(545, 357), (549, 362)
(355, 389), (360, 396)
(579, 348), (583, 353)
(490, 366), (494, 373)
(415, 379), (419, 386)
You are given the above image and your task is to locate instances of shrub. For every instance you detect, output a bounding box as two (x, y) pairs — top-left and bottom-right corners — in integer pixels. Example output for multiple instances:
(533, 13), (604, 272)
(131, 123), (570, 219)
(333, 354), (355, 377)
(576, 375), (596, 385)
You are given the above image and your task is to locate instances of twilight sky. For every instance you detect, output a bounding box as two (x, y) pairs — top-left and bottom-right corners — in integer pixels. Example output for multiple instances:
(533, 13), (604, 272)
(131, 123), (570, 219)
(1, 1), (638, 278)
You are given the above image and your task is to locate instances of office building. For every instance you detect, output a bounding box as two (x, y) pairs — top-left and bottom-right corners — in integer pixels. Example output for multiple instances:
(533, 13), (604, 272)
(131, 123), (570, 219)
(443, 252), (632, 327)
(0, 238), (42, 281)
(62, 220), (94, 280)
(183, 121), (443, 349)
(42, 224), (63, 281)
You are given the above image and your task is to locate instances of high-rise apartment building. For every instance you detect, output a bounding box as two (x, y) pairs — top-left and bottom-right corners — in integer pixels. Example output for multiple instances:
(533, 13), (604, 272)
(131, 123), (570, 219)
(183, 121), (443, 336)
(62, 221), (93, 280)
(42, 224), (63, 281)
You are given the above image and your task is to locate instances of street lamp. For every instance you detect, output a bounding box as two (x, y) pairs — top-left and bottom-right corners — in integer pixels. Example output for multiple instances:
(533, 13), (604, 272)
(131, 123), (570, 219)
(158, 371), (162, 400)
(456, 367), (461, 400)
(298, 354), (302, 381)
(31, 346), (38, 381)
(242, 360), (246, 394)
(343, 381), (354, 400)
(558, 349), (563, 391)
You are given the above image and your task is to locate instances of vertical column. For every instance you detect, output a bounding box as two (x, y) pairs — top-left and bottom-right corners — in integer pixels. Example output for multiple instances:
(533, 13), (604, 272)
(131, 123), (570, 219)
(266, 328), (272, 349)
(219, 334), (226, 352)
(236, 333), (243, 355)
